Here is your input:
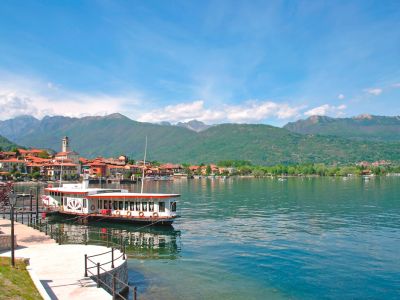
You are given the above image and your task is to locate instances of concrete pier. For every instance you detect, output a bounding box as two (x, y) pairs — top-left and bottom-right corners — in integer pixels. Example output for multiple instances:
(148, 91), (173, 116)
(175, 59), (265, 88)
(0, 219), (126, 300)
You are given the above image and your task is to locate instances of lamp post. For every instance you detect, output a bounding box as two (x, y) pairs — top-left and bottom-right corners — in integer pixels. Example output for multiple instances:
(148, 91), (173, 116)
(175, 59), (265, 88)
(36, 184), (39, 221)
(8, 191), (17, 267)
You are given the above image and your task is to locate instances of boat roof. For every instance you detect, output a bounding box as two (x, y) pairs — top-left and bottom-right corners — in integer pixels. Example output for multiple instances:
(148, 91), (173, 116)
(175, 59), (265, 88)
(45, 187), (126, 195)
(87, 192), (180, 199)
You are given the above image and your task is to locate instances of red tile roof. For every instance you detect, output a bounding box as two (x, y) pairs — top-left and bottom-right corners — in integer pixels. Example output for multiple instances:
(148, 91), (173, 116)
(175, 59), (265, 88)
(0, 159), (25, 163)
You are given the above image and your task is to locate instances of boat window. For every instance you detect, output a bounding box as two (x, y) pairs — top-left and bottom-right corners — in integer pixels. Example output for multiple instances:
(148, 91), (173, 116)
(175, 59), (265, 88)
(130, 202), (135, 211)
(170, 201), (176, 212)
(63, 197), (67, 206)
(149, 202), (154, 212)
(119, 201), (123, 210)
(113, 201), (118, 210)
(83, 199), (87, 208)
(135, 202), (140, 211)
(159, 202), (165, 212)
(142, 202), (147, 211)
(124, 201), (129, 210)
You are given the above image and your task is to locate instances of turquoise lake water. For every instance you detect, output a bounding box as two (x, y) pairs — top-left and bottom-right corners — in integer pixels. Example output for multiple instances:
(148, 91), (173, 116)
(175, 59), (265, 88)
(21, 176), (400, 299)
(126, 177), (400, 300)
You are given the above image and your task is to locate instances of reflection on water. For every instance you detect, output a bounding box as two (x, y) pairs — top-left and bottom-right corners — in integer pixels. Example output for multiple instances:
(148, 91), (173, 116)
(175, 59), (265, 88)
(47, 215), (181, 260)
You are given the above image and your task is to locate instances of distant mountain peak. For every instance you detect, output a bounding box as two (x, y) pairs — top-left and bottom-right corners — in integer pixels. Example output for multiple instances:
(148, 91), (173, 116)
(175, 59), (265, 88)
(159, 121), (172, 126)
(307, 115), (334, 123)
(12, 115), (39, 121)
(176, 120), (211, 132)
(353, 114), (373, 120)
(104, 113), (128, 119)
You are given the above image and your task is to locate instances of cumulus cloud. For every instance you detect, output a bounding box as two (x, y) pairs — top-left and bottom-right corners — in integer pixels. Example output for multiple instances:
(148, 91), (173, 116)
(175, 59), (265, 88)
(0, 92), (38, 119)
(138, 100), (302, 123)
(338, 94), (345, 99)
(0, 73), (142, 120)
(365, 88), (382, 96)
(304, 104), (346, 117)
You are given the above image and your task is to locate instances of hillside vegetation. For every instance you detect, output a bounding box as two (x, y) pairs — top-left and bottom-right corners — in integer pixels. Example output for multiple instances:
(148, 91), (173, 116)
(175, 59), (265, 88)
(0, 135), (18, 151)
(0, 114), (399, 164)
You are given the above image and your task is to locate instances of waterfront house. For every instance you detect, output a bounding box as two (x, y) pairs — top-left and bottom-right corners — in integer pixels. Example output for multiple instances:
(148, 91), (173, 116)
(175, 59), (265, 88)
(107, 164), (127, 179)
(18, 148), (46, 158)
(159, 163), (184, 176)
(42, 160), (79, 180)
(0, 151), (17, 159)
(0, 158), (27, 174)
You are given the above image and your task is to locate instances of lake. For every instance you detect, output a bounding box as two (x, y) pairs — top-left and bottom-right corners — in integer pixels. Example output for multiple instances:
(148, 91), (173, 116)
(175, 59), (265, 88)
(30, 176), (400, 299)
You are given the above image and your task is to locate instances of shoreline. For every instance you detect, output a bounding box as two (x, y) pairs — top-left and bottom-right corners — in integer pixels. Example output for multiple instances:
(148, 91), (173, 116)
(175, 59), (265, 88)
(7, 172), (400, 186)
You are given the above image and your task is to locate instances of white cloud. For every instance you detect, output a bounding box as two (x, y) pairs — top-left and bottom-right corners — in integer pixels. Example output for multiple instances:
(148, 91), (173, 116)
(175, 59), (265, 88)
(392, 83), (400, 88)
(338, 94), (345, 99)
(0, 73), (142, 120)
(304, 104), (347, 117)
(0, 92), (38, 119)
(365, 88), (383, 96)
(138, 100), (302, 123)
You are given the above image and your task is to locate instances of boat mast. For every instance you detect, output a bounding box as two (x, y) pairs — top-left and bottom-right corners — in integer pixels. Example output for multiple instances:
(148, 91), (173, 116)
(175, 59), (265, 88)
(140, 136), (147, 194)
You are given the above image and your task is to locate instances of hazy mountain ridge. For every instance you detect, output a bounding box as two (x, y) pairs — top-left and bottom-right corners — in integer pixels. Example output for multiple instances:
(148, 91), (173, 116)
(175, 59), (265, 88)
(176, 120), (211, 132)
(0, 115), (40, 139)
(0, 114), (399, 164)
(284, 114), (400, 141)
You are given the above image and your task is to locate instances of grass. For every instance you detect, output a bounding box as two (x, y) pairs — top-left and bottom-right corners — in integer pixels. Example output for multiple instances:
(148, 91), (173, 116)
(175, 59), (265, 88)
(0, 256), (42, 300)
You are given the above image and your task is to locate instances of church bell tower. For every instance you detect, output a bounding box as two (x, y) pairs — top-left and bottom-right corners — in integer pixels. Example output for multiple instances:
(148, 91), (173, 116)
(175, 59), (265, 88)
(62, 136), (70, 152)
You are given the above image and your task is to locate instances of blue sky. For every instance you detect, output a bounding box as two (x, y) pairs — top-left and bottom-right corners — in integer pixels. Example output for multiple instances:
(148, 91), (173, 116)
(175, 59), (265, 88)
(0, 0), (399, 126)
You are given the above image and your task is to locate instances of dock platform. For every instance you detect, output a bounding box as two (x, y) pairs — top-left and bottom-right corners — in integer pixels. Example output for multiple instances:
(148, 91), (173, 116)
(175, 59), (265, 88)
(0, 219), (125, 299)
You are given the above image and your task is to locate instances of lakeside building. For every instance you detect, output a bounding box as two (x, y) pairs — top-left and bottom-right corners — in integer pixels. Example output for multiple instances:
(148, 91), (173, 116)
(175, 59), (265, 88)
(18, 148), (45, 158)
(0, 158), (27, 174)
(42, 160), (79, 180)
(0, 151), (18, 160)
(0, 137), (79, 180)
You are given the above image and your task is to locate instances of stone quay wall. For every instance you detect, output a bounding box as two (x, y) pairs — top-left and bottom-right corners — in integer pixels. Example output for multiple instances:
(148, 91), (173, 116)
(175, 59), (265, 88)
(91, 260), (129, 296)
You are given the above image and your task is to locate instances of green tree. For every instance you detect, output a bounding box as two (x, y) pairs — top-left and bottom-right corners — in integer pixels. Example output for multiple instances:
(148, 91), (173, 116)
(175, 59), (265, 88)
(32, 172), (41, 180)
(38, 151), (49, 159)
(11, 147), (21, 157)
(206, 165), (212, 176)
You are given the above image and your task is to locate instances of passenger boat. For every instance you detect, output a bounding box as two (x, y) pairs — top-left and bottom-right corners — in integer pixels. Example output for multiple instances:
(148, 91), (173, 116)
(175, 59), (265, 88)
(42, 178), (179, 225)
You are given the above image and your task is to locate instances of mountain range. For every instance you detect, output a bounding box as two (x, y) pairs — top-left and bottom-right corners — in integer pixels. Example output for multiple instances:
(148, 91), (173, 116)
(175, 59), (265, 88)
(284, 114), (400, 141)
(0, 113), (399, 164)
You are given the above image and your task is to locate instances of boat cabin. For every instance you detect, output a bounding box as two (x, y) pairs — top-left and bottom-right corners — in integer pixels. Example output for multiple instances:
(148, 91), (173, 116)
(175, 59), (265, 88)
(43, 183), (179, 223)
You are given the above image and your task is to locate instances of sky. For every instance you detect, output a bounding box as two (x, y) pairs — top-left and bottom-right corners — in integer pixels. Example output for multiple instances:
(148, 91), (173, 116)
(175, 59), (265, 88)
(0, 0), (399, 126)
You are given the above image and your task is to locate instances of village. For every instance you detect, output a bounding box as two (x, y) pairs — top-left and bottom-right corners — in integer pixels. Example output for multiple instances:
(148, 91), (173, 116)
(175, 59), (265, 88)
(0, 137), (232, 182)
